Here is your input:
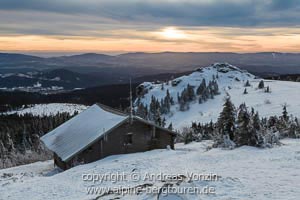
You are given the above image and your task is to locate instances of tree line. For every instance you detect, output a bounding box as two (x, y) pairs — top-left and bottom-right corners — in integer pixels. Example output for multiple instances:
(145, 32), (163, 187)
(135, 77), (220, 127)
(182, 97), (300, 148)
(0, 112), (75, 168)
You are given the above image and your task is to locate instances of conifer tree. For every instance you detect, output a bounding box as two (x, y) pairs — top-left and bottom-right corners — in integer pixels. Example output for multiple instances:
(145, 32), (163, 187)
(234, 104), (260, 146)
(161, 117), (166, 127)
(217, 97), (236, 140)
(252, 111), (261, 130)
(187, 84), (196, 101)
(288, 121), (297, 138)
(162, 89), (172, 114)
(251, 107), (255, 116)
(160, 99), (166, 114)
(177, 92), (181, 103)
(212, 80), (219, 95)
(182, 127), (194, 144)
(179, 98), (188, 111)
(149, 95), (161, 121)
(258, 80), (265, 89)
(154, 109), (162, 126)
(20, 123), (31, 153)
(161, 83), (164, 90)
(167, 123), (173, 131)
(178, 85), (194, 111)
(198, 97), (203, 104)
(265, 86), (270, 93)
(282, 105), (289, 121)
(136, 103), (148, 119)
(235, 103), (251, 146)
(196, 79), (206, 96)
(203, 87), (210, 101)
(5, 132), (15, 152)
(31, 134), (41, 152)
(0, 141), (7, 166)
(244, 80), (251, 87)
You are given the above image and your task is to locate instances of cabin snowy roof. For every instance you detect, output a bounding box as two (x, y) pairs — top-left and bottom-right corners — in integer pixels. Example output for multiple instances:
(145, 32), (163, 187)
(41, 104), (127, 162)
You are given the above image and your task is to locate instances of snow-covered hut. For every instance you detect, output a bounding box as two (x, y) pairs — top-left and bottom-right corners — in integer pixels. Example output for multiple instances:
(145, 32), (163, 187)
(41, 104), (177, 170)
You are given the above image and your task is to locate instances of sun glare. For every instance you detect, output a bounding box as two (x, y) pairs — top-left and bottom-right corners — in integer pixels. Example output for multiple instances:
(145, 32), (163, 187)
(160, 27), (187, 39)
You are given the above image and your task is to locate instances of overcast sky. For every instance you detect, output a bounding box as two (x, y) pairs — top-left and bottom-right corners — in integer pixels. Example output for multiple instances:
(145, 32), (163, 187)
(1, 0), (299, 54)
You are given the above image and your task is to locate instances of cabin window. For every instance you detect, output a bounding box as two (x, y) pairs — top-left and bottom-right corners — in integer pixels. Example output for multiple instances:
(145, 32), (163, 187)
(126, 133), (133, 145)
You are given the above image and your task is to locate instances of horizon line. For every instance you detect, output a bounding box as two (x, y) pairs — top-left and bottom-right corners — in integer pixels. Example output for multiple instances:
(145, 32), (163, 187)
(1, 51), (300, 58)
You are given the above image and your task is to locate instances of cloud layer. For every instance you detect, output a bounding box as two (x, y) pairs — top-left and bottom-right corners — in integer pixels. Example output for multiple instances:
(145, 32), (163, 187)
(0, 0), (299, 52)
(2, 0), (300, 28)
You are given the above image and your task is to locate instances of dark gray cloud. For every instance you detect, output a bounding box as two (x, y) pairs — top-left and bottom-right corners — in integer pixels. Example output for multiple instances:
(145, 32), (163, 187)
(0, 0), (299, 36)
(269, 0), (300, 10)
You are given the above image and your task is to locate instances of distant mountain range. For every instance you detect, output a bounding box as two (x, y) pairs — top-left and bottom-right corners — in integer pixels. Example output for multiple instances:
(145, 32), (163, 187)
(1, 52), (300, 90)
(2, 52), (300, 74)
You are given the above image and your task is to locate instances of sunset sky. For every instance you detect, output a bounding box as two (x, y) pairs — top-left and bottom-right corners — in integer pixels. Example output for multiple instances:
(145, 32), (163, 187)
(1, 0), (300, 55)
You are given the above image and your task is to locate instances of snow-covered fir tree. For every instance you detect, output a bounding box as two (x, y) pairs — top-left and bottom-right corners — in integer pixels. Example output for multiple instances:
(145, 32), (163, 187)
(167, 123), (173, 131)
(265, 86), (271, 93)
(244, 80), (251, 87)
(234, 103), (257, 146)
(282, 104), (289, 121)
(258, 80), (265, 89)
(217, 97), (236, 140)
(136, 103), (148, 119)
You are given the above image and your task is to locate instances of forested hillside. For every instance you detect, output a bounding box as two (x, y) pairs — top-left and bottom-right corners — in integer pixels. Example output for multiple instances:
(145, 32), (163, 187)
(0, 112), (75, 168)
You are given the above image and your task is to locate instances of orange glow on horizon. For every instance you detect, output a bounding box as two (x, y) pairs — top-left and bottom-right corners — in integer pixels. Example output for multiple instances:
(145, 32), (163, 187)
(1, 27), (300, 53)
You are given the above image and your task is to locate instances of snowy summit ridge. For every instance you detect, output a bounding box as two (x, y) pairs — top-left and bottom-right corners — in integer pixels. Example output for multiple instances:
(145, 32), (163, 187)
(135, 63), (300, 130)
(138, 63), (254, 95)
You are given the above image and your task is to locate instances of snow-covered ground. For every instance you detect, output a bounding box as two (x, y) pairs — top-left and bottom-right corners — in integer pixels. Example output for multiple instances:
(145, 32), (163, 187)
(3, 103), (88, 116)
(1, 139), (300, 200)
(137, 63), (300, 130)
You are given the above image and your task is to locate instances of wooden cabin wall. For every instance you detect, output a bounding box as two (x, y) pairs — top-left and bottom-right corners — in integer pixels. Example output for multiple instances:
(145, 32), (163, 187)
(61, 119), (175, 169)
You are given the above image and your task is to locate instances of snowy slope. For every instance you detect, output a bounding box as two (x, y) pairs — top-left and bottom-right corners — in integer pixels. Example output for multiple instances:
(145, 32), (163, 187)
(3, 103), (88, 116)
(1, 139), (300, 200)
(136, 63), (300, 130)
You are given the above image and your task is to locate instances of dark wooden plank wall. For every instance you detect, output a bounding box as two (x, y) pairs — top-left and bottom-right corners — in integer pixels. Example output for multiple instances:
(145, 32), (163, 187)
(54, 119), (175, 170)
